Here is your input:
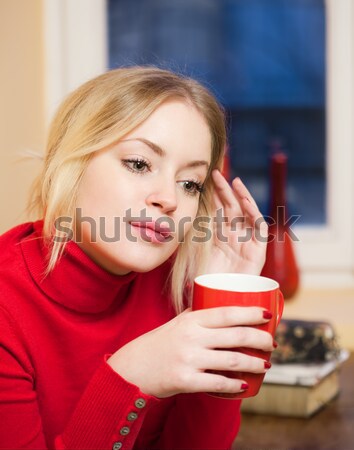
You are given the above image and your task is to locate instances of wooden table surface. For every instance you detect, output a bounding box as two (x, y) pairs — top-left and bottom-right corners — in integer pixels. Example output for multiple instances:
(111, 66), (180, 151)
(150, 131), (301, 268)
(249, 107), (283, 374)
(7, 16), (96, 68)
(233, 353), (354, 450)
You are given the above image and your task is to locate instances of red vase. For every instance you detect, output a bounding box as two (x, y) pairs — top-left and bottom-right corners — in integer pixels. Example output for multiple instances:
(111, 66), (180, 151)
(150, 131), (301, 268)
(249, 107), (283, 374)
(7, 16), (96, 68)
(261, 152), (300, 299)
(222, 145), (231, 182)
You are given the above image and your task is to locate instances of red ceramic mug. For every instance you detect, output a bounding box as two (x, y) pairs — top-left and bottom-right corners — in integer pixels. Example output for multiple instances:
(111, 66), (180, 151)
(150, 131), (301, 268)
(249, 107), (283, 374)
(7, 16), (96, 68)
(192, 273), (284, 399)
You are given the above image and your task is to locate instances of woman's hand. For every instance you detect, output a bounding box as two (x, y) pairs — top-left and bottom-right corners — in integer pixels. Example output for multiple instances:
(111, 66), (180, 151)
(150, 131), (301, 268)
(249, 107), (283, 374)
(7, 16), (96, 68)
(107, 306), (274, 398)
(205, 169), (268, 276)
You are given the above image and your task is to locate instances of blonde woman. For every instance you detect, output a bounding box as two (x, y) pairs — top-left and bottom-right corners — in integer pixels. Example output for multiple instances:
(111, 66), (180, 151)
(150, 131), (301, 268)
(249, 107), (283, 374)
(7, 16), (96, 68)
(0, 67), (273, 450)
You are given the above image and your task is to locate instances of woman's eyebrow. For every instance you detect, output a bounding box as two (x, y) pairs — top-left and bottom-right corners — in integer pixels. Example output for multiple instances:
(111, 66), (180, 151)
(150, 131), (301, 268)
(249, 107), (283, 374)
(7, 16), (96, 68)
(122, 138), (210, 169)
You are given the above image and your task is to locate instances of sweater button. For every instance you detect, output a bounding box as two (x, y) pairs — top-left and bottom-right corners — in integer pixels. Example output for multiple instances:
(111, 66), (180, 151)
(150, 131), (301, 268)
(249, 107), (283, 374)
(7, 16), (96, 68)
(135, 398), (146, 409)
(127, 412), (138, 421)
(112, 443), (122, 450)
(120, 426), (130, 436)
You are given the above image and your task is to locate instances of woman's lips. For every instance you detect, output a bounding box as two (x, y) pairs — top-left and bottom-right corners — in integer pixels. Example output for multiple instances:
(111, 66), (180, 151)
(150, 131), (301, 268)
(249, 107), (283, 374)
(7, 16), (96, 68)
(130, 221), (173, 244)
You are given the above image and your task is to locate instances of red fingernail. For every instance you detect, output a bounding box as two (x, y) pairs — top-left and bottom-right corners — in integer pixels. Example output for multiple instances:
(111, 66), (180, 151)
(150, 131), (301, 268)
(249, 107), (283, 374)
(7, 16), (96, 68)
(273, 340), (278, 348)
(264, 361), (272, 369)
(263, 310), (273, 319)
(241, 383), (249, 391)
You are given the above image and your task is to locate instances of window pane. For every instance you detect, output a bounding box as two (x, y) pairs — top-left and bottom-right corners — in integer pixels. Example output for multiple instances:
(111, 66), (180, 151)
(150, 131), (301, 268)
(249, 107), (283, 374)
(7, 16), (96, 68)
(108, 0), (326, 224)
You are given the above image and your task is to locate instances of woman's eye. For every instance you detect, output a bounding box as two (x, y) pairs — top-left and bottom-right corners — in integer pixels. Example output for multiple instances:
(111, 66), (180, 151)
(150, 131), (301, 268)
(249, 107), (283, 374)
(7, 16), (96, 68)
(122, 159), (151, 174)
(132, 160), (147, 171)
(180, 180), (204, 196)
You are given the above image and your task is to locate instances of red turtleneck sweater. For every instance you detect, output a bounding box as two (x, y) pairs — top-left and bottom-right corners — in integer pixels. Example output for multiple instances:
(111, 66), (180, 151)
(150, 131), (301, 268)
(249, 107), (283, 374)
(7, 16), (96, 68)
(0, 221), (241, 450)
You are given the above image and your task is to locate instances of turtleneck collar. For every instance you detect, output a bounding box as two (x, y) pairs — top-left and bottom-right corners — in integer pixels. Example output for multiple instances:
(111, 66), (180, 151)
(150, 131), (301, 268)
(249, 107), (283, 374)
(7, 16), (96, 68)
(20, 220), (137, 314)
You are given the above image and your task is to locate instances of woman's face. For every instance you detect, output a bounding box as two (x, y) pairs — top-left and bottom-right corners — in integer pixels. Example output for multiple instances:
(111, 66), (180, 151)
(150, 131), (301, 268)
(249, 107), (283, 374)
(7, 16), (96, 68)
(74, 100), (212, 274)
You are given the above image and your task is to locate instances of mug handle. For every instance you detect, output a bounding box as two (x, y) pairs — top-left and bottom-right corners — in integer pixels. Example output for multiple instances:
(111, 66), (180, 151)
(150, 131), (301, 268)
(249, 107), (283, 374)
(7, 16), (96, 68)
(277, 291), (284, 325)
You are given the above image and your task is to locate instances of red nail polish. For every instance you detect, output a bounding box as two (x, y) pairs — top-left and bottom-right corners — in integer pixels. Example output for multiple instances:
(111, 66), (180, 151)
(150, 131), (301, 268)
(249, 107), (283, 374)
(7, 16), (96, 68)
(241, 383), (249, 391)
(273, 340), (278, 348)
(263, 310), (273, 320)
(264, 361), (272, 369)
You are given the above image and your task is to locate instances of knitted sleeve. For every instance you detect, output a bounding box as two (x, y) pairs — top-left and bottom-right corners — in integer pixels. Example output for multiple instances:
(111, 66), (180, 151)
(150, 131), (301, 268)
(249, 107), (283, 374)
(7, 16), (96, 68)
(0, 306), (159, 450)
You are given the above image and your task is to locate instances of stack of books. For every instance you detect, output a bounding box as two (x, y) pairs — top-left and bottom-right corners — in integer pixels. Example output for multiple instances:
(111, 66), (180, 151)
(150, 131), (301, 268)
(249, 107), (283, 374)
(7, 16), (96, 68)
(241, 349), (349, 418)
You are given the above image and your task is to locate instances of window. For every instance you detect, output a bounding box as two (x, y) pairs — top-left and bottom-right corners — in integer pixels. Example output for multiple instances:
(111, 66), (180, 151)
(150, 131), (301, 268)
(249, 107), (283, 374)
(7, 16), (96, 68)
(43, 0), (354, 285)
(108, 0), (326, 225)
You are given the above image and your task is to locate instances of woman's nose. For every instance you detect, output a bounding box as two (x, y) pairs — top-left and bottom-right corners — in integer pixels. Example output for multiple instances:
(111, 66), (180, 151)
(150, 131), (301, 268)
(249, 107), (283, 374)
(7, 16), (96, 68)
(145, 182), (178, 214)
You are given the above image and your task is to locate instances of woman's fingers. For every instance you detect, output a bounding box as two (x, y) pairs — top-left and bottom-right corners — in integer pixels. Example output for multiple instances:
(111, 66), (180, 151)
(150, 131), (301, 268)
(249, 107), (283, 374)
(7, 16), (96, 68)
(212, 169), (237, 209)
(204, 326), (275, 352)
(188, 371), (249, 395)
(231, 177), (267, 230)
(212, 170), (267, 235)
(198, 349), (270, 373)
(232, 181), (268, 242)
(212, 169), (243, 219)
(231, 176), (259, 208)
(192, 306), (272, 328)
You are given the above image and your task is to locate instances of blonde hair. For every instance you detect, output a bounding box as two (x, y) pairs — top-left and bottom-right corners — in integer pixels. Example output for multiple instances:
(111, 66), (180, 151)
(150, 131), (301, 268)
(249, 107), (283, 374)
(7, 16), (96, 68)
(29, 66), (226, 314)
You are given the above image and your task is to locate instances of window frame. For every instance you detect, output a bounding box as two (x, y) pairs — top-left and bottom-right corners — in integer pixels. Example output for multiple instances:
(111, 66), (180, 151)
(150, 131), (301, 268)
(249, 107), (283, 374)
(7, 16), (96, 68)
(43, 0), (354, 286)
